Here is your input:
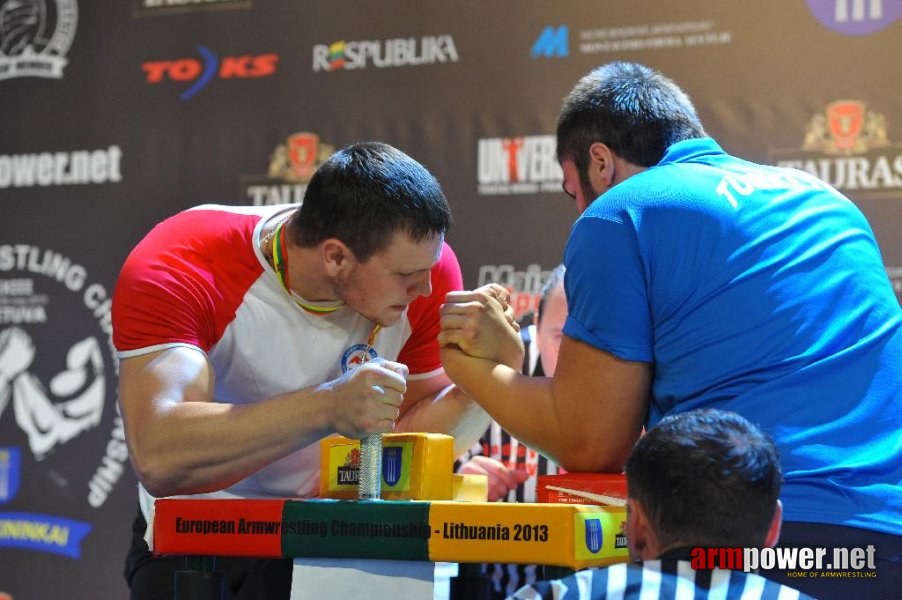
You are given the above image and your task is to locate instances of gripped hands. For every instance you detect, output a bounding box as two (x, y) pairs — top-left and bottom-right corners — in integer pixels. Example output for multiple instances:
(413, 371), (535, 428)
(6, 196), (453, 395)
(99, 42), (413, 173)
(438, 283), (525, 370)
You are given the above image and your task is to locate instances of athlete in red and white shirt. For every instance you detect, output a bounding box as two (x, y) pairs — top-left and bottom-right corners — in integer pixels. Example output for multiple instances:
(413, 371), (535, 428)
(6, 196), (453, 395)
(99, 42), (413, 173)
(115, 202), (480, 513)
(113, 143), (497, 598)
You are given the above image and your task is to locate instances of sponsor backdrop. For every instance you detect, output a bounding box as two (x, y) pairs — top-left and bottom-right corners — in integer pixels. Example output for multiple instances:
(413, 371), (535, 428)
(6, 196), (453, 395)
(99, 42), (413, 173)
(0, 0), (899, 597)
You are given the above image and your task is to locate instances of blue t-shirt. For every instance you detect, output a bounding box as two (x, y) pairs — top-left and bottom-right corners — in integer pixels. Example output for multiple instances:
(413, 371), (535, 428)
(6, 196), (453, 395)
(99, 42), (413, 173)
(563, 137), (902, 536)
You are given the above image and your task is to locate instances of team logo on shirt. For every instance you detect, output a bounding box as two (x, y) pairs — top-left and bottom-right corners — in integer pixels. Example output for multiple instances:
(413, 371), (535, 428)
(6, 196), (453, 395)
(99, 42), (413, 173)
(584, 518), (603, 554)
(240, 131), (335, 206)
(340, 343), (378, 373)
(769, 100), (902, 198)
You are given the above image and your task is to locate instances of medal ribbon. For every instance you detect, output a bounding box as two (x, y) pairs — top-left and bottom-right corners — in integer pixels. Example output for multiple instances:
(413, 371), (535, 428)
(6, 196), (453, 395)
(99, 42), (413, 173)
(270, 218), (382, 352)
(272, 219), (343, 315)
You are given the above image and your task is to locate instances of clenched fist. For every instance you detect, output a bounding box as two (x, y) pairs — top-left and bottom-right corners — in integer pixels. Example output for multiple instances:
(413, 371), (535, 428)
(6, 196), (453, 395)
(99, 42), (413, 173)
(322, 358), (409, 439)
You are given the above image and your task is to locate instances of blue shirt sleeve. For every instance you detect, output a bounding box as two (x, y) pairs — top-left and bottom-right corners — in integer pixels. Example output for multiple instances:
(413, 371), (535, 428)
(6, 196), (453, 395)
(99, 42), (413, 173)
(562, 214), (654, 363)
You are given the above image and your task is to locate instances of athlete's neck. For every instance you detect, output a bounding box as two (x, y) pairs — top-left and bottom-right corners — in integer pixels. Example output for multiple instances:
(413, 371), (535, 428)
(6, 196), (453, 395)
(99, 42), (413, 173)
(261, 213), (343, 306)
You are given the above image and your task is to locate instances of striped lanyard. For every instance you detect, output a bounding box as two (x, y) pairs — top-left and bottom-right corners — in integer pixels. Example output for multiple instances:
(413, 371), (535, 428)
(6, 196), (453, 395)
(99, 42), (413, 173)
(271, 219), (343, 315)
(270, 218), (381, 355)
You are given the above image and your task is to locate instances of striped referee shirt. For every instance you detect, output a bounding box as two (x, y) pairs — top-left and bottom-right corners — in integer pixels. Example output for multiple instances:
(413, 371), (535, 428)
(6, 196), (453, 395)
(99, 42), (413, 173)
(507, 559), (814, 600)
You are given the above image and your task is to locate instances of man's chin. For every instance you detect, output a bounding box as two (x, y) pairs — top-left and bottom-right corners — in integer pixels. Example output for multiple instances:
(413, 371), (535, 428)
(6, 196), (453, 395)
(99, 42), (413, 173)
(380, 305), (408, 325)
(358, 306), (407, 327)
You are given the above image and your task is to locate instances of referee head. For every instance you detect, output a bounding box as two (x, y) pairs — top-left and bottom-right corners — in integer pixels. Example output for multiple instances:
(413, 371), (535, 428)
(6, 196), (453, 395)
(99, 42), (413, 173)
(624, 408), (783, 560)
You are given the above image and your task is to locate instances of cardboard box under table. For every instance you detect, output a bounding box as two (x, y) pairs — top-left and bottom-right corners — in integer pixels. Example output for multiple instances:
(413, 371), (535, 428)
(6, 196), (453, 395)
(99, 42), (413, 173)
(151, 497), (628, 597)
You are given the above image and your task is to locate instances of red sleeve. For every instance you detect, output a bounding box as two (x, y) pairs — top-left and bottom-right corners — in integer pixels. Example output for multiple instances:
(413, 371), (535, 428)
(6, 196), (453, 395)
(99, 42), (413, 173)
(398, 241), (463, 376)
(112, 207), (264, 354)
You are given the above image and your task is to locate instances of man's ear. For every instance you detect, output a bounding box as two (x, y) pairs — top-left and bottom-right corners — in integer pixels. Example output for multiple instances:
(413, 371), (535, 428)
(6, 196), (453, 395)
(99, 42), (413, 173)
(763, 499), (783, 548)
(588, 142), (615, 190)
(322, 239), (353, 276)
(627, 497), (658, 562)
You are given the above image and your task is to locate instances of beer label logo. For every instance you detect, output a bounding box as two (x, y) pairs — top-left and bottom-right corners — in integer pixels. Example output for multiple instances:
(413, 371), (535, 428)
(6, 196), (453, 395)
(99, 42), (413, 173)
(615, 519), (628, 549)
(334, 446), (405, 487)
(0, 0), (78, 81)
(769, 100), (902, 198)
(804, 100), (889, 155)
(241, 132), (335, 206)
(331, 443), (412, 490)
(336, 447), (360, 485)
(806, 0), (901, 35)
(584, 518), (603, 554)
(270, 132), (334, 183)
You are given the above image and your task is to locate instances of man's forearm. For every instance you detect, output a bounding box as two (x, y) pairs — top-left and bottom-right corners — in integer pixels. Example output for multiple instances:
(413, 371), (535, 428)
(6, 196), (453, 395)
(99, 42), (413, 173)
(125, 387), (335, 498)
(438, 351), (574, 464)
(396, 384), (491, 457)
(440, 346), (646, 473)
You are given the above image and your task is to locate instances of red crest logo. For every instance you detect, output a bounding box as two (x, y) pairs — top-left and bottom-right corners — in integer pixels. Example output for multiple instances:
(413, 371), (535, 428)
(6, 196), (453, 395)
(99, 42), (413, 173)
(287, 132), (321, 181)
(826, 100), (866, 151)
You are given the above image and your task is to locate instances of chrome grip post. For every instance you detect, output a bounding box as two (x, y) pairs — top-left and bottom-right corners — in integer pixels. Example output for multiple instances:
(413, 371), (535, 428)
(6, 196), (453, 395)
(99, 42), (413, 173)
(358, 433), (383, 500)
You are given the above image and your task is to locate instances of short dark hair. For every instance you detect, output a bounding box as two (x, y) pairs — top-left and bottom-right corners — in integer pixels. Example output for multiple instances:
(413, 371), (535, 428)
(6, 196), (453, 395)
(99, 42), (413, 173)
(556, 61), (706, 173)
(625, 409), (782, 549)
(290, 142), (451, 260)
(537, 264), (566, 321)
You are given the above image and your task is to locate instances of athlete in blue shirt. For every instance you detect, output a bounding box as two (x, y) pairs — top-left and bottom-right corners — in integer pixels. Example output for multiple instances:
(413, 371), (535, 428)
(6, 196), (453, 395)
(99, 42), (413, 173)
(439, 61), (900, 599)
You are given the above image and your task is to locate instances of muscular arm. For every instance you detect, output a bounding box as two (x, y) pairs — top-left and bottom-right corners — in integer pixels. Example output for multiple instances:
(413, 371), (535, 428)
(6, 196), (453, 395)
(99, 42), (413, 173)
(441, 327), (651, 473)
(395, 372), (491, 457)
(119, 346), (406, 498)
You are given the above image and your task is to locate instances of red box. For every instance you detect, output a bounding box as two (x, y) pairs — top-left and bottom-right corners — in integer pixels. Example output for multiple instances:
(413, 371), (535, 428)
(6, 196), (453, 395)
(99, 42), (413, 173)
(536, 472), (627, 506)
